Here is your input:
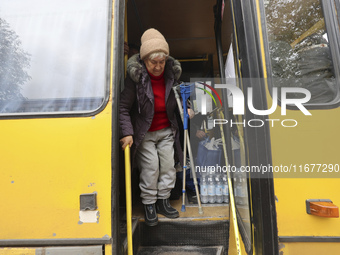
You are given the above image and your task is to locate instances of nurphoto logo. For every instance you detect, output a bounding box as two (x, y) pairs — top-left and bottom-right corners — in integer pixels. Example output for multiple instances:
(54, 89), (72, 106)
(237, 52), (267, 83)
(197, 81), (312, 128)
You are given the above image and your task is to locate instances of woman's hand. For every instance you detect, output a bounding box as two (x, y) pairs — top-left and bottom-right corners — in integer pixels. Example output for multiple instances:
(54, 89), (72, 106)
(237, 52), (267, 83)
(196, 130), (206, 140)
(120, 135), (133, 150)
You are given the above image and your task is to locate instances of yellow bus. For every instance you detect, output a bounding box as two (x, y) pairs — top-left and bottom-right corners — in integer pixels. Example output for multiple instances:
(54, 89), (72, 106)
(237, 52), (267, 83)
(0, 0), (339, 254)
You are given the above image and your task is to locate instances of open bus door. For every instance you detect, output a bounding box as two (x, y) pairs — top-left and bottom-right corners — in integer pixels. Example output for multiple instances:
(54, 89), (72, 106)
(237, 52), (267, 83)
(227, 0), (340, 254)
(220, 0), (279, 254)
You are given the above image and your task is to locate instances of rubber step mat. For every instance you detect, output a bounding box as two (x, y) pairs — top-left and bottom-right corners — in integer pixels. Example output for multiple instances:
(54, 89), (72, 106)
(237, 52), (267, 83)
(137, 245), (223, 255)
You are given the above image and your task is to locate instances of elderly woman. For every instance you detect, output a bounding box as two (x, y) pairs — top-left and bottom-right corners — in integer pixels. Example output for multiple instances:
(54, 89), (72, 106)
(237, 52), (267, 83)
(119, 28), (183, 226)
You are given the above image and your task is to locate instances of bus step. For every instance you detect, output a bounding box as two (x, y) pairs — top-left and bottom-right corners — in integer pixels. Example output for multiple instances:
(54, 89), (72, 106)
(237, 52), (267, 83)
(137, 245), (224, 255)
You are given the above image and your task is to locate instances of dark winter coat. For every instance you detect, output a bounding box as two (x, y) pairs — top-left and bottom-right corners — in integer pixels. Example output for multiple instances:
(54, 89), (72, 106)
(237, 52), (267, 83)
(119, 54), (183, 167)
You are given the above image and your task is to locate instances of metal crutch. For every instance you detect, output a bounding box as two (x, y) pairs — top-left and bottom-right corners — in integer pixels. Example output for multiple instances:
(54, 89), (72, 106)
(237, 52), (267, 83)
(173, 84), (203, 214)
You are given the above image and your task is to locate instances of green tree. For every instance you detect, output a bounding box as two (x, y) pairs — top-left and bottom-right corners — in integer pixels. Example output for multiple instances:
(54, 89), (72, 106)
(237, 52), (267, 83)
(0, 18), (31, 100)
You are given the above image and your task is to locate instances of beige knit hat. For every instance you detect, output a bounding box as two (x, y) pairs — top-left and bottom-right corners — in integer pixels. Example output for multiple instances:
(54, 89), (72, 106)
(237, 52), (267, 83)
(140, 28), (169, 60)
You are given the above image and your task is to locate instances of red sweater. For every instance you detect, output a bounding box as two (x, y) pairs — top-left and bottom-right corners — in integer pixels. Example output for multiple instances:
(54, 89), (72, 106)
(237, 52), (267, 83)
(148, 71), (171, 132)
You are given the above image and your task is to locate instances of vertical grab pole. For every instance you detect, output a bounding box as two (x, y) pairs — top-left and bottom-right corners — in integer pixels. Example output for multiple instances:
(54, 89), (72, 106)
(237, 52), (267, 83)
(124, 146), (133, 255)
(124, 5), (133, 254)
(214, 1), (240, 252)
(218, 109), (242, 255)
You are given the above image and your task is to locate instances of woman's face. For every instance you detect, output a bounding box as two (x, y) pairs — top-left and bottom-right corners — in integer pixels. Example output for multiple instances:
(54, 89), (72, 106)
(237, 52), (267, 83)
(144, 56), (166, 77)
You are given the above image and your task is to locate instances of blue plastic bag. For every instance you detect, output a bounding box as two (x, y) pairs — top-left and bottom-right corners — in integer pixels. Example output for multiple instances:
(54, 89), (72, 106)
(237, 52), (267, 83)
(195, 138), (222, 169)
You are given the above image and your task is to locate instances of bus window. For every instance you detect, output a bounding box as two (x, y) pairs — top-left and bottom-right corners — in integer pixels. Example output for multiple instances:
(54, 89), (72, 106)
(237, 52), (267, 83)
(264, 0), (339, 105)
(335, 0), (340, 39)
(0, 0), (109, 116)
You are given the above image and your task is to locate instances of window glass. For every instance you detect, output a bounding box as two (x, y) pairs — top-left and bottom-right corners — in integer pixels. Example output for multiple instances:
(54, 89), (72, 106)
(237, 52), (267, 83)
(0, 0), (109, 115)
(335, 0), (340, 30)
(264, 0), (338, 104)
(188, 76), (251, 250)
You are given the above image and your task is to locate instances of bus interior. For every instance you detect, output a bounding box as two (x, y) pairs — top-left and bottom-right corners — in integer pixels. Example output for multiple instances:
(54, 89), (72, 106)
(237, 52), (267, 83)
(121, 0), (243, 254)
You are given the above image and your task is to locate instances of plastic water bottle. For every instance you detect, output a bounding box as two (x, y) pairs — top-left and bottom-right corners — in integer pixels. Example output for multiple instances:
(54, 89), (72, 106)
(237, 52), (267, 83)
(215, 175), (223, 203)
(235, 174), (248, 206)
(235, 180), (243, 205)
(207, 175), (216, 203)
(239, 177), (248, 205)
(222, 174), (229, 204)
(233, 170), (241, 205)
(200, 174), (209, 204)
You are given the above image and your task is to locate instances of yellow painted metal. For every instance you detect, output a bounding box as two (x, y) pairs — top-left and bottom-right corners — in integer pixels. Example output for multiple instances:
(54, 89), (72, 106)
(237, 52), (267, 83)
(0, 108), (112, 239)
(255, 0), (340, 250)
(228, 212), (247, 255)
(105, 244), (113, 255)
(280, 242), (340, 255)
(264, 60), (340, 242)
(217, 110), (242, 255)
(124, 146), (133, 255)
(0, 0), (115, 240)
(255, 0), (268, 79)
(252, 1), (270, 254)
(268, 97), (340, 236)
(229, 0), (240, 66)
(275, 178), (340, 235)
(0, 248), (36, 255)
(262, 28), (340, 250)
(261, 73), (340, 249)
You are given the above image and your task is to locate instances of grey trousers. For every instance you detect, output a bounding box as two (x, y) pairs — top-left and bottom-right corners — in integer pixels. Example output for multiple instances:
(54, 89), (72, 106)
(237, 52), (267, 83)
(136, 127), (176, 205)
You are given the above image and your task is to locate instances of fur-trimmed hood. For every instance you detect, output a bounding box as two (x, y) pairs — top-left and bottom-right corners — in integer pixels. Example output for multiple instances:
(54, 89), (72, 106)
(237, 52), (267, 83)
(126, 54), (182, 83)
(120, 54), (184, 168)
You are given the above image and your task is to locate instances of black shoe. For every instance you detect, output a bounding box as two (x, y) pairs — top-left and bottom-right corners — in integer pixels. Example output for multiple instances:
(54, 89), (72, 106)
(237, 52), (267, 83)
(144, 204), (158, 226)
(156, 199), (179, 219)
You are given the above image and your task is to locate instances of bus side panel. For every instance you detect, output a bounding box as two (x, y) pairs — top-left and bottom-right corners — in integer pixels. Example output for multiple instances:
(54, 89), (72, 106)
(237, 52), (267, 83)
(268, 96), (340, 238)
(0, 104), (112, 240)
(280, 242), (340, 255)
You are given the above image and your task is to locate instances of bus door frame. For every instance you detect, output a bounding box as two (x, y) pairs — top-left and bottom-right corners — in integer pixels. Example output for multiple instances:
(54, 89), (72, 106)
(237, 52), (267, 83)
(229, 0), (279, 254)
